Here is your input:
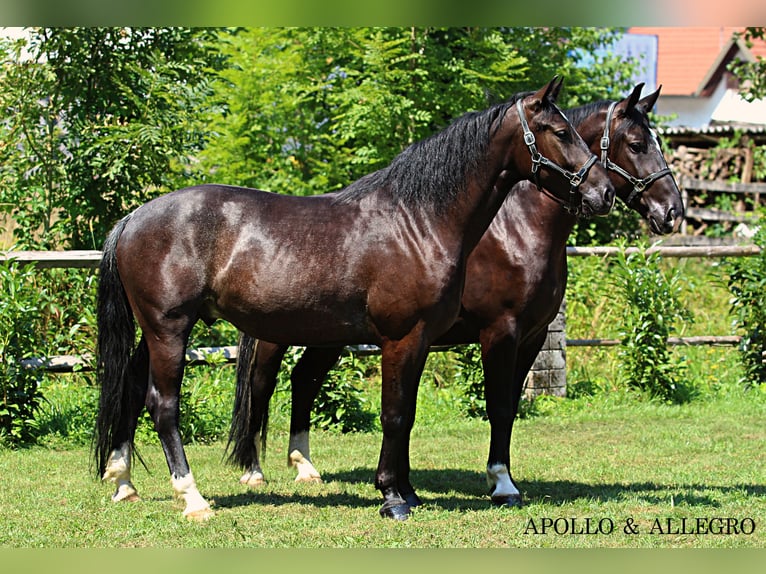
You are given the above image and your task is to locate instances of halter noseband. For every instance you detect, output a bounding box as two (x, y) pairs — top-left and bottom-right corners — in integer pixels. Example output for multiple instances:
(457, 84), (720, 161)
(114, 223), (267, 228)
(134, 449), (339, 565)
(516, 98), (598, 216)
(600, 101), (673, 206)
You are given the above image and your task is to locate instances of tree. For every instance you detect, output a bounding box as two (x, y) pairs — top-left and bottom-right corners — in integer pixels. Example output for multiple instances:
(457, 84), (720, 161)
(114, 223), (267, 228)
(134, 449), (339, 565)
(729, 27), (766, 102)
(193, 27), (637, 197)
(0, 27), (221, 249)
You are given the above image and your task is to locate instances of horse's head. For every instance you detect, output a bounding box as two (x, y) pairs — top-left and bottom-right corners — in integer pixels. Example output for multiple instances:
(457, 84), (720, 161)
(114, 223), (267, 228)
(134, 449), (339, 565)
(595, 84), (685, 234)
(505, 77), (615, 217)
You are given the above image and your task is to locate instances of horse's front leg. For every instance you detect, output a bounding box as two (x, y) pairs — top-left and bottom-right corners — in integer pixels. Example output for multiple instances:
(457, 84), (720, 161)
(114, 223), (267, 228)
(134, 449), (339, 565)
(376, 333), (429, 520)
(288, 346), (344, 483)
(145, 335), (213, 521)
(481, 321), (524, 508)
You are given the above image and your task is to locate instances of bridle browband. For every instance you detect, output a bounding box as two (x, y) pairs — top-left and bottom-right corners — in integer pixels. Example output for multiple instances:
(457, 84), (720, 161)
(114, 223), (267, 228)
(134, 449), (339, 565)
(600, 101), (673, 206)
(516, 97), (598, 216)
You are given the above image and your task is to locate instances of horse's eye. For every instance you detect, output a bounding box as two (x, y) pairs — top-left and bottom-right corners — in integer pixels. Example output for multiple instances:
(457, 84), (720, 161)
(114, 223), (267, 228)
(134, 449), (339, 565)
(629, 142), (642, 153)
(555, 129), (569, 140)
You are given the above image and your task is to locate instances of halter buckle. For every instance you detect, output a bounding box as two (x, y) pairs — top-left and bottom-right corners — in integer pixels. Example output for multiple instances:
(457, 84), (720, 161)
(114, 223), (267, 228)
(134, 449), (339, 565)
(600, 136), (610, 151)
(524, 131), (536, 146)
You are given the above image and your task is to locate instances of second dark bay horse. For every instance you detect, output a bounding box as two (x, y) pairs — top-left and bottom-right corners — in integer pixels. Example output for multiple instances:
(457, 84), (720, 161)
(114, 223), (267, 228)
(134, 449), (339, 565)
(229, 83), (684, 509)
(93, 78), (615, 521)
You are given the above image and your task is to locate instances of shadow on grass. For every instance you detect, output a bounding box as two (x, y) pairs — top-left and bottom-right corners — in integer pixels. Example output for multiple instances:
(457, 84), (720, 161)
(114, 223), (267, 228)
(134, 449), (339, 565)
(211, 466), (766, 513)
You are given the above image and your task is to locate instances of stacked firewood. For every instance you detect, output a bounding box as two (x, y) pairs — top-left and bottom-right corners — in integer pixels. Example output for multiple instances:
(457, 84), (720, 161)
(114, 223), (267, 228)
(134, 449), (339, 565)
(666, 143), (761, 236)
(667, 144), (755, 183)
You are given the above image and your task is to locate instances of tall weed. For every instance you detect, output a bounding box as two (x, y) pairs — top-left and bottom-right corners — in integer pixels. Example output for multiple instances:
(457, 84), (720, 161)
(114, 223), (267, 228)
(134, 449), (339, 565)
(725, 213), (766, 387)
(611, 244), (696, 403)
(0, 261), (46, 445)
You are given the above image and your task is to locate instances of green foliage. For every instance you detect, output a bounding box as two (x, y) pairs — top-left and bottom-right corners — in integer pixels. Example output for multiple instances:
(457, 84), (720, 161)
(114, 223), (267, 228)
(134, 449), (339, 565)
(311, 352), (376, 433)
(271, 348), (377, 434)
(0, 261), (46, 445)
(194, 27), (636, 198)
(176, 359), (237, 444)
(725, 214), (766, 387)
(451, 344), (486, 418)
(36, 376), (98, 447)
(0, 28), (221, 249)
(612, 245), (696, 403)
(729, 27), (766, 102)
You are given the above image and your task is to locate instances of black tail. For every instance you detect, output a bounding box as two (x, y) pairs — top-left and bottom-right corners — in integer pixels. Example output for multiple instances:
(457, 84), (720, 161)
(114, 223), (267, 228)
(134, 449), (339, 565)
(227, 332), (269, 469)
(92, 214), (147, 477)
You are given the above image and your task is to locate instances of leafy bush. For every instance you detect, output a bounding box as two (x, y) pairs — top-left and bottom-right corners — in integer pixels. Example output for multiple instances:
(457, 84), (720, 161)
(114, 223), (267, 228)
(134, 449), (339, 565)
(726, 214), (766, 387)
(451, 344), (486, 418)
(36, 376), (99, 446)
(612, 245), (696, 403)
(0, 261), (46, 445)
(311, 352), (376, 433)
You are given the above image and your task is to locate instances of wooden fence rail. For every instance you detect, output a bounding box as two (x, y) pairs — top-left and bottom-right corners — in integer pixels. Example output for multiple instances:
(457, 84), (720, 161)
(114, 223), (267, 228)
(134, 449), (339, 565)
(2, 244), (761, 374)
(1, 244), (761, 268)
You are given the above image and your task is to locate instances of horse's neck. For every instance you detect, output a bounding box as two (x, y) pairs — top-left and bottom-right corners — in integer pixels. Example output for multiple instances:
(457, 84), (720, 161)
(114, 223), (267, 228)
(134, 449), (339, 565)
(446, 165), (526, 255)
(491, 183), (577, 261)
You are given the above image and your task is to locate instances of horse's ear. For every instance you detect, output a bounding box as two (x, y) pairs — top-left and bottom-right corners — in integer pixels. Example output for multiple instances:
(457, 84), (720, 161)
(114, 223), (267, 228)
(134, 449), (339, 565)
(620, 83), (644, 114)
(548, 76), (564, 103)
(529, 76), (562, 111)
(636, 84), (662, 115)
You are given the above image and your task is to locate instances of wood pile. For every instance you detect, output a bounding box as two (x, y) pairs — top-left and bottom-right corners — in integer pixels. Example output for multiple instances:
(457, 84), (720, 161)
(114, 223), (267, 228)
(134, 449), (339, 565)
(666, 143), (762, 235)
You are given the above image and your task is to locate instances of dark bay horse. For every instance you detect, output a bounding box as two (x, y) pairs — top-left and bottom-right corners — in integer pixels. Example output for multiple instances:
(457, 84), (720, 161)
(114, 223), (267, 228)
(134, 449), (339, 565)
(229, 83), (684, 508)
(93, 78), (615, 521)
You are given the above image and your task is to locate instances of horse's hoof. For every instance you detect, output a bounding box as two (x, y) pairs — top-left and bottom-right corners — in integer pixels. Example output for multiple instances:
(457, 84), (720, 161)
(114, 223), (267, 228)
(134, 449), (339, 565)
(112, 483), (140, 503)
(379, 499), (411, 521)
(240, 473), (266, 488)
(185, 507), (215, 522)
(404, 492), (422, 508)
(491, 493), (523, 508)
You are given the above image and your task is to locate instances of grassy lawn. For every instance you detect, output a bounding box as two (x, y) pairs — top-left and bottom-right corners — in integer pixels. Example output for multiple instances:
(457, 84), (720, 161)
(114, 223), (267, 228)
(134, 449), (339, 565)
(1, 390), (764, 548)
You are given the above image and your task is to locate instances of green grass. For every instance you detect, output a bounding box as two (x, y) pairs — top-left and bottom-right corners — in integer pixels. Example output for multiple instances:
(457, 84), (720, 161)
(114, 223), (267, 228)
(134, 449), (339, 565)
(1, 389), (764, 548)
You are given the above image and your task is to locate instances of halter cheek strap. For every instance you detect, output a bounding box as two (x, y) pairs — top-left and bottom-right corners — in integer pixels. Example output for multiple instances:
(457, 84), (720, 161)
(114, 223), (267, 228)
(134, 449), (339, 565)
(516, 98), (598, 216)
(600, 101), (673, 206)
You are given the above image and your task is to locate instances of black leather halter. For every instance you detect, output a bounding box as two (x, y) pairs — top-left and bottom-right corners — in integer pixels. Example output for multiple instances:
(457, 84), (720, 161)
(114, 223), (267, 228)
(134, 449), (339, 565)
(516, 97), (598, 216)
(600, 101), (673, 206)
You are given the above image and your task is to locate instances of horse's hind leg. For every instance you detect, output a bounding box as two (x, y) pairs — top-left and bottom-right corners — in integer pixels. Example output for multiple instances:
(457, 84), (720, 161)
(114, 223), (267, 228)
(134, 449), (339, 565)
(288, 346), (343, 483)
(481, 321), (523, 508)
(236, 340), (287, 488)
(144, 330), (213, 521)
(102, 337), (149, 503)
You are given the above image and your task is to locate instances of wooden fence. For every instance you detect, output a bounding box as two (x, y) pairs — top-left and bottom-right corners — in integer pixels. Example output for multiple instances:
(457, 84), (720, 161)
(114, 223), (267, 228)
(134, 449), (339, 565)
(680, 177), (766, 235)
(1, 244), (761, 388)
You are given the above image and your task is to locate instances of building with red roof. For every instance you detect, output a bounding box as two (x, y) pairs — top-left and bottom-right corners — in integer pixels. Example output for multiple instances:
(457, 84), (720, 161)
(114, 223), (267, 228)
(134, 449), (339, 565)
(627, 27), (766, 134)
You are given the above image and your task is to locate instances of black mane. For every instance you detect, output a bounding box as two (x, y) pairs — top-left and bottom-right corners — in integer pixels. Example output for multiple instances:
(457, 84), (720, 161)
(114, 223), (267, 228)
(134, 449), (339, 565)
(334, 92), (533, 211)
(565, 98), (648, 134)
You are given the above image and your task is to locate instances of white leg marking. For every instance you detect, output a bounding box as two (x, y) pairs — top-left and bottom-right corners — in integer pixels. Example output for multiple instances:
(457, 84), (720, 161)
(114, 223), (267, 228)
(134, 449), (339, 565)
(288, 431), (322, 483)
(102, 443), (139, 502)
(239, 465), (266, 487)
(172, 472), (213, 520)
(239, 431), (267, 487)
(487, 463), (520, 501)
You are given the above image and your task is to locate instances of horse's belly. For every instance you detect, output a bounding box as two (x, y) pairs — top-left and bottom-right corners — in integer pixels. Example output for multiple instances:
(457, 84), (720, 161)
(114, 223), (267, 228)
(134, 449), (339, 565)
(215, 286), (376, 347)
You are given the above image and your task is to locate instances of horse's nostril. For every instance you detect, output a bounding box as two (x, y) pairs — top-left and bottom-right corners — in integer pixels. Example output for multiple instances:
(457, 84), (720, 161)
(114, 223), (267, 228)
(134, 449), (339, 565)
(666, 207), (676, 222)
